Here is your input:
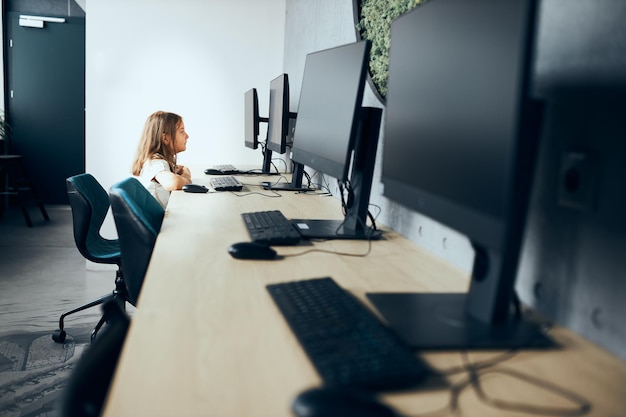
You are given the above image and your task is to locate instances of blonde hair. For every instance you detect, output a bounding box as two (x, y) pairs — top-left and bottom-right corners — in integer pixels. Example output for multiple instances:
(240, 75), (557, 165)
(131, 111), (183, 176)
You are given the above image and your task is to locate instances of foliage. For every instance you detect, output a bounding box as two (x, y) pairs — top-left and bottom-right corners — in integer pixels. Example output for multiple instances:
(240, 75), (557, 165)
(0, 111), (12, 154)
(356, 0), (424, 99)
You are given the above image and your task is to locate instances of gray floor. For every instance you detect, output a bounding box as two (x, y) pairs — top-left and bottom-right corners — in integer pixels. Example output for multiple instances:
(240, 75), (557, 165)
(0, 204), (120, 416)
(0, 204), (115, 337)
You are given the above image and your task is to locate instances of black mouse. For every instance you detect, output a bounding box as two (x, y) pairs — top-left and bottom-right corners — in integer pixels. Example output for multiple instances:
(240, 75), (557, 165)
(292, 386), (398, 417)
(182, 184), (209, 193)
(227, 242), (277, 260)
(204, 168), (223, 175)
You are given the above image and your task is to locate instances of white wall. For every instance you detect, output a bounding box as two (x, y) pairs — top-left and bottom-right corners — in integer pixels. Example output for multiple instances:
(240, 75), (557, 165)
(86, 0), (286, 235)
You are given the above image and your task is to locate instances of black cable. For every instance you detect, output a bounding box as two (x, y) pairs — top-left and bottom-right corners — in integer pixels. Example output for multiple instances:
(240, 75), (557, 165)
(302, 169), (313, 188)
(308, 170), (331, 194)
(338, 180), (348, 214)
(271, 157), (288, 173)
(281, 238), (373, 258)
(229, 188), (282, 198)
(337, 180), (381, 238)
(461, 352), (592, 416)
(404, 334), (590, 417)
(263, 175), (293, 187)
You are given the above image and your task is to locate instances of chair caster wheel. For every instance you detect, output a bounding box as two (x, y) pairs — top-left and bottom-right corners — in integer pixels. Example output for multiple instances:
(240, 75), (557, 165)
(52, 329), (66, 343)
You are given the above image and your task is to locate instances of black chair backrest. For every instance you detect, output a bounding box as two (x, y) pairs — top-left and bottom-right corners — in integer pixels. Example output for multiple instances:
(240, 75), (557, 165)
(66, 173), (120, 264)
(109, 177), (165, 305)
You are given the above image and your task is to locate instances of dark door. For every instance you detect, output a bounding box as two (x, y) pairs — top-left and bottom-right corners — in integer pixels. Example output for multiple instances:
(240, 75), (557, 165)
(5, 12), (85, 204)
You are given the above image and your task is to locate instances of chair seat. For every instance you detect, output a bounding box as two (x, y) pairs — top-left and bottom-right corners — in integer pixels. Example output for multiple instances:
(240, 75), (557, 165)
(86, 238), (121, 263)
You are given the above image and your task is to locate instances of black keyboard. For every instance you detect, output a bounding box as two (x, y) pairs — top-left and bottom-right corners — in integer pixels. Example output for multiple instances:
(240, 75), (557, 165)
(210, 176), (243, 191)
(266, 277), (431, 390)
(241, 210), (301, 245)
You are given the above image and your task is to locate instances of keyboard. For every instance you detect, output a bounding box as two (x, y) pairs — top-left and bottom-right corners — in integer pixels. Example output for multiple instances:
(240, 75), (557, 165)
(266, 277), (431, 390)
(241, 210), (301, 245)
(210, 176), (243, 191)
(213, 164), (239, 174)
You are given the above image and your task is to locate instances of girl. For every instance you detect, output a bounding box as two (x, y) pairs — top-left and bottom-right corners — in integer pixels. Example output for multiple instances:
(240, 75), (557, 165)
(131, 111), (192, 208)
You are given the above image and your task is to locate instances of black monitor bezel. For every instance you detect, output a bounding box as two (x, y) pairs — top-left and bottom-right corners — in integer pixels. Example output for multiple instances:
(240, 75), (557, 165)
(370, 0), (551, 349)
(244, 88), (260, 150)
(288, 40), (383, 240)
(290, 40), (371, 182)
(267, 74), (292, 154)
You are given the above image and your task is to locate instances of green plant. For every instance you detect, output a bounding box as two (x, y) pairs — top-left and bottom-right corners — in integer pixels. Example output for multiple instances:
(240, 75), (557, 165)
(0, 111), (12, 154)
(356, 0), (423, 99)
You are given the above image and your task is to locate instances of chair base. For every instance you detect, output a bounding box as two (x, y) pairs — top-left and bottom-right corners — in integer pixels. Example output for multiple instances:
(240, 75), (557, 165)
(52, 269), (128, 344)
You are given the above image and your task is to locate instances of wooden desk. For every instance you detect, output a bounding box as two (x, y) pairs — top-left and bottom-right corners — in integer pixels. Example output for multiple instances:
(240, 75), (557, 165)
(103, 173), (626, 417)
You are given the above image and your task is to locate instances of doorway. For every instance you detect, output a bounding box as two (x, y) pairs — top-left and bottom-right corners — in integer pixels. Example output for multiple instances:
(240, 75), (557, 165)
(5, 11), (85, 204)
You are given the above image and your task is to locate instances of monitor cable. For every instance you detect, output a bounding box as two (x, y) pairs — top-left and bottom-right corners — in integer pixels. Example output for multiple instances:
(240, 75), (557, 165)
(271, 157), (288, 173)
(338, 179), (379, 235)
(401, 327), (590, 417)
(280, 237), (373, 259)
(230, 187), (283, 198)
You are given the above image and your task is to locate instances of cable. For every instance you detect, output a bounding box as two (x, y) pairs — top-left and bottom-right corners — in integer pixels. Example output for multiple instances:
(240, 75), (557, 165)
(229, 188), (282, 198)
(308, 170), (332, 194)
(404, 335), (591, 417)
(263, 175), (294, 187)
(336, 180), (381, 238)
(271, 157), (288, 173)
(461, 352), (592, 416)
(281, 237), (373, 259)
(302, 168), (313, 188)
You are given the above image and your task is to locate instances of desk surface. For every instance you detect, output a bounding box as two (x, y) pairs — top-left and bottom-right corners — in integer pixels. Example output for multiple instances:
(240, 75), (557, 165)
(103, 171), (626, 417)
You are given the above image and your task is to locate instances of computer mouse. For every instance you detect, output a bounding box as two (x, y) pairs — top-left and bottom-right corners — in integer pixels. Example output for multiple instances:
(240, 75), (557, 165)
(292, 386), (398, 417)
(182, 184), (209, 193)
(204, 168), (223, 175)
(227, 242), (277, 260)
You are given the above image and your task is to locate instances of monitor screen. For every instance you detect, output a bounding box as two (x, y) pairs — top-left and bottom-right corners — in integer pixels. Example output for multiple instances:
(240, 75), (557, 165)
(369, 0), (550, 349)
(290, 40), (371, 182)
(267, 74), (293, 154)
(289, 40), (383, 240)
(262, 73), (309, 190)
(244, 87), (261, 150)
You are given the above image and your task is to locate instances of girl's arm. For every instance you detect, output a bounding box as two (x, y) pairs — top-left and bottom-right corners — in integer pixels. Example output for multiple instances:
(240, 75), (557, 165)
(155, 169), (191, 191)
(176, 165), (192, 181)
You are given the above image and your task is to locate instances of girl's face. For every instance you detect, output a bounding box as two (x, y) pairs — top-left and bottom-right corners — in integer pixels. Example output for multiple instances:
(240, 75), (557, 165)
(171, 120), (189, 153)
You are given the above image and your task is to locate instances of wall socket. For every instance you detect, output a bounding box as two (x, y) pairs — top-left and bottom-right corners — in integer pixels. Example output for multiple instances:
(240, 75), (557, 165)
(558, 151), (596, 211)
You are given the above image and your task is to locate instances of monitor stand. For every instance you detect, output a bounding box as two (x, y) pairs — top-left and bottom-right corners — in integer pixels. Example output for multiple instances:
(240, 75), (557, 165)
(260, 146), (273, 174)
(367, 243), (553, 350)
(291, 219), (380, 240)
(260, 162), (310, 191)
(366, 292), (552, 349)
(291, 107), (383, 241)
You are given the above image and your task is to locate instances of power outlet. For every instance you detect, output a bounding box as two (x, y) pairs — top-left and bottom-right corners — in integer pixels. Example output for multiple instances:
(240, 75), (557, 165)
(558, 151), (596, 211)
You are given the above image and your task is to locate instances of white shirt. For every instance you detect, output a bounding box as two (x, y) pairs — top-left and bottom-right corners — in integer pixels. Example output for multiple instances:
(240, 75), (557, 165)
(138, 158), (171, 208)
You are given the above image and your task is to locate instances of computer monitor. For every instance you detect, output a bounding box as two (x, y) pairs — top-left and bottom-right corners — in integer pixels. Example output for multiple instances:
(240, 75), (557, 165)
(289, 40), (383, 239)
(368, 0), (551, 349)
(267, 74), (297, 154)
(244, 87), (272, 173)
(263, 73), (308, 191)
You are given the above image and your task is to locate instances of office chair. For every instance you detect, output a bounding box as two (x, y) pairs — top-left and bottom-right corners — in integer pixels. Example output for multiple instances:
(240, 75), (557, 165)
(58, 299), (130, 417)
(53, 173), (128, 344)
(109, 177), (165, 305)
